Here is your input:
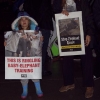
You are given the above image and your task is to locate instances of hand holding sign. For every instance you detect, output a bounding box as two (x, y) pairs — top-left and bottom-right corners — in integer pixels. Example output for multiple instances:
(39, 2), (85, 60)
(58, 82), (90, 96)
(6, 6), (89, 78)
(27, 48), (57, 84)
(62, 10), (69, 16)
(85, 35), (91, 46)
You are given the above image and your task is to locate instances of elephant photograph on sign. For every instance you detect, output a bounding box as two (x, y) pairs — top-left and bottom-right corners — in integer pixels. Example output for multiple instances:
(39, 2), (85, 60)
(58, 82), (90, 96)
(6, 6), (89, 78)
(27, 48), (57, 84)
(59, 17), (80, 37)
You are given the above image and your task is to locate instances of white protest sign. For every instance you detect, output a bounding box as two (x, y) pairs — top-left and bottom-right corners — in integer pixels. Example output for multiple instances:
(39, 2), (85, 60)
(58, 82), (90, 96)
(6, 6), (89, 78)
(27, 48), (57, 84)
(55, 11), (85, 56)
(5, 57), (42, 79)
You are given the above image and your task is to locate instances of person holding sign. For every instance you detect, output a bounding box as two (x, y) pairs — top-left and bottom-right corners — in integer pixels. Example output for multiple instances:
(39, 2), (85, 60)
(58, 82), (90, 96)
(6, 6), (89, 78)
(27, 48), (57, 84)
(5, 12), (43, 99)
(93, 0), (100, 79)
(59, 0), (94, 98)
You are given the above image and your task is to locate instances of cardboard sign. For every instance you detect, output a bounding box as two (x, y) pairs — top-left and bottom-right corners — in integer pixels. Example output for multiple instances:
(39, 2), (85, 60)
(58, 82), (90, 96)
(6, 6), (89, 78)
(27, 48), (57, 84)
(5, 30), (42, 79)
(55, 11), (85, 56)
(5, 57), (42, 79)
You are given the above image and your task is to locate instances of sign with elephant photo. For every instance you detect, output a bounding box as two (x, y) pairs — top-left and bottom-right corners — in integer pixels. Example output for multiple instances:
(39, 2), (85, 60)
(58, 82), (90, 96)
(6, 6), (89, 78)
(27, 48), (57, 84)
(4, 30), (42, 79)
(55, 11), (85, 56)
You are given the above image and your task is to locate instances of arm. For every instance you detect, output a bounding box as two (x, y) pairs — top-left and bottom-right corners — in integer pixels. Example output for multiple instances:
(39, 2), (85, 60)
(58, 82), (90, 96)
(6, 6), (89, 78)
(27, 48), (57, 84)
(4, 31), (12, 39)
(4, 39), (7, 46)
(61, 0), (69, 16)
(83, 0), (95, 46)
(62, 0), (67, 10)
(4, 31), (12, 46)
(83, 0), (94, 36)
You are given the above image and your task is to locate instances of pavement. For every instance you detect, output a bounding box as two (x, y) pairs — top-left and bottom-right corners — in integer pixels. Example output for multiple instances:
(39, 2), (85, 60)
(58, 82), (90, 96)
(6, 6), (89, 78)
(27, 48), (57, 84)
(0, 58), (100, 100)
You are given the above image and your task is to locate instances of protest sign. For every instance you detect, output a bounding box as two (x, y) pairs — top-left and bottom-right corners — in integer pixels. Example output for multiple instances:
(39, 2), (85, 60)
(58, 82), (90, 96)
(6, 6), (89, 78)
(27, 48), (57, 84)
(5, 57), (42, 79)
(55, 11), (85, 56)
(4, 30), (42, 79)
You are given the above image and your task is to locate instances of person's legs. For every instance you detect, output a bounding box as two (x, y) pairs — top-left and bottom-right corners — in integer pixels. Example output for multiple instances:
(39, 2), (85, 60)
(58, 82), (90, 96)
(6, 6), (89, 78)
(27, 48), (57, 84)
(81, 46), (94, 87)
(63, 56), (74, 85)
(40, 29), (51, 76)
(81, 46), (94, 98)
(59, 56), (75, 92)
(20, 79), (29, 98)
(93, 38), (100, 78)
(32, 79), (43, 97)
(94, 54), (100, 78)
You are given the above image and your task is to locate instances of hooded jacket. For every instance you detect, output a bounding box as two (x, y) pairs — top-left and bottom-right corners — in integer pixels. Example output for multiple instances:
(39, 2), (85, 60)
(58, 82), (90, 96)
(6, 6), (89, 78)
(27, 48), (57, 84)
(5, 12), (38, 52)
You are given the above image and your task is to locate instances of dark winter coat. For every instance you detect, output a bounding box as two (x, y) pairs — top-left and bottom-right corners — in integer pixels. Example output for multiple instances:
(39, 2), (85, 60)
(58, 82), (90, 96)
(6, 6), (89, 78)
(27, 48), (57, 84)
(23, 0), (94, 38)
(53, 0), (94, 38)
(76, 0), (94, 38)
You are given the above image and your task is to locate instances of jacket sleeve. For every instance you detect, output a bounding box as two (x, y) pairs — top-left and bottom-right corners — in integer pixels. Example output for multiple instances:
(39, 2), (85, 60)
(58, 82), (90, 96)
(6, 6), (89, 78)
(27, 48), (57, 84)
(83, 0), (94, 36)
(93, 0), (100, 29)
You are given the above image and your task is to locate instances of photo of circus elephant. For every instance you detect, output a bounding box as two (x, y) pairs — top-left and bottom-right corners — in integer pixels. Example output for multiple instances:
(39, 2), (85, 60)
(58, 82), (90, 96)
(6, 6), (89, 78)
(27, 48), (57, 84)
(58, 17), (80, 37)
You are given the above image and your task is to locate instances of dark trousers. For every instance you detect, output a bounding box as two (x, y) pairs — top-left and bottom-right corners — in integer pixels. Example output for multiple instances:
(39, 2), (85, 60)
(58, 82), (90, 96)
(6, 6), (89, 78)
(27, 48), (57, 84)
(41, 29), (51, 72)
(62, 46), (94, 87)
(94, 38), (100, 78)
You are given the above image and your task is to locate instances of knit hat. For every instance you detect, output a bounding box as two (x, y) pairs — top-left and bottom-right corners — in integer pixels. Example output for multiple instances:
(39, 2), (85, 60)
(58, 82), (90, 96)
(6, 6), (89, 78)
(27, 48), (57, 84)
(11, 11), (38, 30)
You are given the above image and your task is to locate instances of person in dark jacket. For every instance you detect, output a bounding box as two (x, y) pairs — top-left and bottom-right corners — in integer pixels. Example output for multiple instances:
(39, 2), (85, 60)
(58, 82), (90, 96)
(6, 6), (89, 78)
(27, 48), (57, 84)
(23, 0), (53, 76)
(59, 0), (94, 99)
(93, 0), (100, 78)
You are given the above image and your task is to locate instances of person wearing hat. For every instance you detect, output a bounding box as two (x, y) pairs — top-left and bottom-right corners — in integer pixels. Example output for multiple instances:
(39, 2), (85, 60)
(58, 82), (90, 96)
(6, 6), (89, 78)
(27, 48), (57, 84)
(4, 11), (43, 99)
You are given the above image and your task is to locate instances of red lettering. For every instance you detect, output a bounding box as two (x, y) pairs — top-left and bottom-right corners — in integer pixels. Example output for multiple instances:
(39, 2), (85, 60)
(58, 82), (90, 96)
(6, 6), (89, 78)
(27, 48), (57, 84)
(17, 59), (21, 62)
(8, 64), (18, 67)
(15, 69), (33, 73)
(7, 58), (16, 62)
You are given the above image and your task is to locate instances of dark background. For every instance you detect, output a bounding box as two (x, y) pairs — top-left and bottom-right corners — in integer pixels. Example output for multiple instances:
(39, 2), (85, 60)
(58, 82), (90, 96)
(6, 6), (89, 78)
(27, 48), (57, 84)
(1, 1), (100, 100)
